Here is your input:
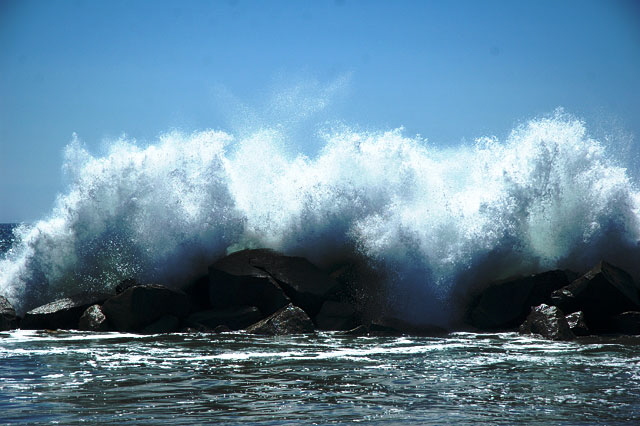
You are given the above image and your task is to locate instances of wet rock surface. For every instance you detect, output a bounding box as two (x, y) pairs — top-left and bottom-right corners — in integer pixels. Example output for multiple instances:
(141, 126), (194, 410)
(21, 293), (110, 330)
(565, 311), (590, 336)
(246, 303), (315, 335)
(519, 304), (575, 341)
(78, 304), (109, 332)
(101, 285), (190, 332)
(550, 261), (640, 331)
(467, 270), (576, 330)
(0, 295), (18, 331)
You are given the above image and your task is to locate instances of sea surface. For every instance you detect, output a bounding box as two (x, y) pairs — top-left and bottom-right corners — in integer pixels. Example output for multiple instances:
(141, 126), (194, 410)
(1, 329), (639, 425)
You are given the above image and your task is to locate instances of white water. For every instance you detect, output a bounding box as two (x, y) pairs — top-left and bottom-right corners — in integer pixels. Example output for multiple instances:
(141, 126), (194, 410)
(1, 111), (639, 325)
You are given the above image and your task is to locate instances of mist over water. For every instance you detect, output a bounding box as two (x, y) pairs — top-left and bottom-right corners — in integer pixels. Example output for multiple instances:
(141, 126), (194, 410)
(1, 110), (639, 325)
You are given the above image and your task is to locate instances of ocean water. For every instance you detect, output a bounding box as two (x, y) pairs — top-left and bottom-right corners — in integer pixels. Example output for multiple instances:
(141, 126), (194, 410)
(2, 111), (640, 423)
(1, 330), (639, 425)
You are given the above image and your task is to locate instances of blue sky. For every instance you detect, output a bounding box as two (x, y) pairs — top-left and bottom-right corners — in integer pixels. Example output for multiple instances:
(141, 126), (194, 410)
(1, 0), (639, 222)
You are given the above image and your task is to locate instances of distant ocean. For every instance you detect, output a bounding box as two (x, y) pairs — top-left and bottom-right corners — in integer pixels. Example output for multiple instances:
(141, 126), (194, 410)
(0, 223), (17, 256)
(2, 112), (640, 423)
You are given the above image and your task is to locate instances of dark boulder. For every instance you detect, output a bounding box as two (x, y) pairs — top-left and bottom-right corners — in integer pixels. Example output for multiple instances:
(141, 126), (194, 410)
(565, 311), (590, 336)
(467, 270), (576, 330)
(101, 285), (189, 332)
(185, 306), (262, 331)
(182, 275), (212, 312)
(212, 249), (340, 317)
(115, 278), (138, 295)
(550, 261), (640, 331)
(314, 301), (358, 331)
(0, 295), (18, 331)
(611, 311), (640, 335)
(78, 304), (110, 332)
(246, 303), (315, 335)
(141, 315), (181, 334)
(21, 293), (109, 330)
(519, 304), (575, 341)
(208, 268), (290, 317)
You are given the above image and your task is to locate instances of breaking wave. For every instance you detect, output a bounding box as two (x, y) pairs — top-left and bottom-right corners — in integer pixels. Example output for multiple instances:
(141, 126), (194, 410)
(1, 111), (639, 325)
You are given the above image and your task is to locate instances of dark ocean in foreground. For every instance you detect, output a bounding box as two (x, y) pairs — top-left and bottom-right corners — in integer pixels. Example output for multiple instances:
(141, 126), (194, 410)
(1, 330), (639, 425)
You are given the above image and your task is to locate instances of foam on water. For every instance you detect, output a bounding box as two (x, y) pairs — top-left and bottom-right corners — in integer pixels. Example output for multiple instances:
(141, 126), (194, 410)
(1, 110), (639, 325)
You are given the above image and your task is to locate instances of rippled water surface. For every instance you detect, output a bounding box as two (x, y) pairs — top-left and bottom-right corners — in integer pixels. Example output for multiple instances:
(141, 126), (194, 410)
(1, 331), (639, 425)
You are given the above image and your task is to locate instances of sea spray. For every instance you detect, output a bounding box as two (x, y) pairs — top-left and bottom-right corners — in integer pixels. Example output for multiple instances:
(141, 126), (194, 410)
(1, 111), (639, 326)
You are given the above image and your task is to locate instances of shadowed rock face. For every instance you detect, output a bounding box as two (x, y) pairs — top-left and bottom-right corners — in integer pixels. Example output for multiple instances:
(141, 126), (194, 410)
(467, 270), (576, 330)
(551, 261), (640, 331)
(101, 285), (190, 332)
(611, 312), (640, 335)
(185, 306), (262, 331)
(21, 293), (110, 330)
(211, 249), (341, 318)
(208, 268), (290, 317)
(519, 304), (575, 341)
(315, 301), (358, 331)
(246, 303), (315, 335)
(0, 296), (17, 331)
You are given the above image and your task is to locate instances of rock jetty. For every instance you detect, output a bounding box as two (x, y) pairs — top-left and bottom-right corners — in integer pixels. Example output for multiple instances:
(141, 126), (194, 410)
(2, 250), (640, 340)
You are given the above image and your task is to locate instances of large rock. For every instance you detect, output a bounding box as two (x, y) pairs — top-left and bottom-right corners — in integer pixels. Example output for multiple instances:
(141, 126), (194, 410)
(212, 249), (341, 317)
(246, 303), (315, 335)
(141, 315), (181, 334)
(519, 304), (575, 341)
(101, 285), (190, 332)
(182, 275), (212, 312)
(467, 270), (576, 330)
(565, 311), (590, 336)
(550, 261), (640, 331)
(21, 293), (109, 330)
(314, 301), (358, 331)
(185, 306), (262, 331)
(208, 268), (290, 317)
(0, 295), (18, 331)
(78, 304), (110, 332)
(611, 311), (640, 335)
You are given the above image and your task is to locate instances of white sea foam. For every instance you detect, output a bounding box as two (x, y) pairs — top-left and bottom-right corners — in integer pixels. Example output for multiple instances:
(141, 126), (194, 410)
(1, 111), (638, 325)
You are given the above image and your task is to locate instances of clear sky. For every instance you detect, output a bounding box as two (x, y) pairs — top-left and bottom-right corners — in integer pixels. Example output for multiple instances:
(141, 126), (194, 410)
(1, 0), (639, 223)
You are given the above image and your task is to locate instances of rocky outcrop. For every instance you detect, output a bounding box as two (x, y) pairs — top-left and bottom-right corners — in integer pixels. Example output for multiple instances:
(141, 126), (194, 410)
(314, 301), (358, 330)
(185, 306), (262, 331)
(182, 275), (211, 312)
(21, 293), (109, 330)
(212, 249), (341, 318)
(565, 311), (590, 336)
(0, 295), (18, 331)
(78, 304), (110, 332)
(208, 268), (290, 317)
(611, 311), (640, 335)
(101, 285), (190, 332)
(551, 261), (640, 331)
(141, 315), (181, 334)
(467, 270), (576, 330)
(246, 303), (315, 335)
(519, 304), (575, 341)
